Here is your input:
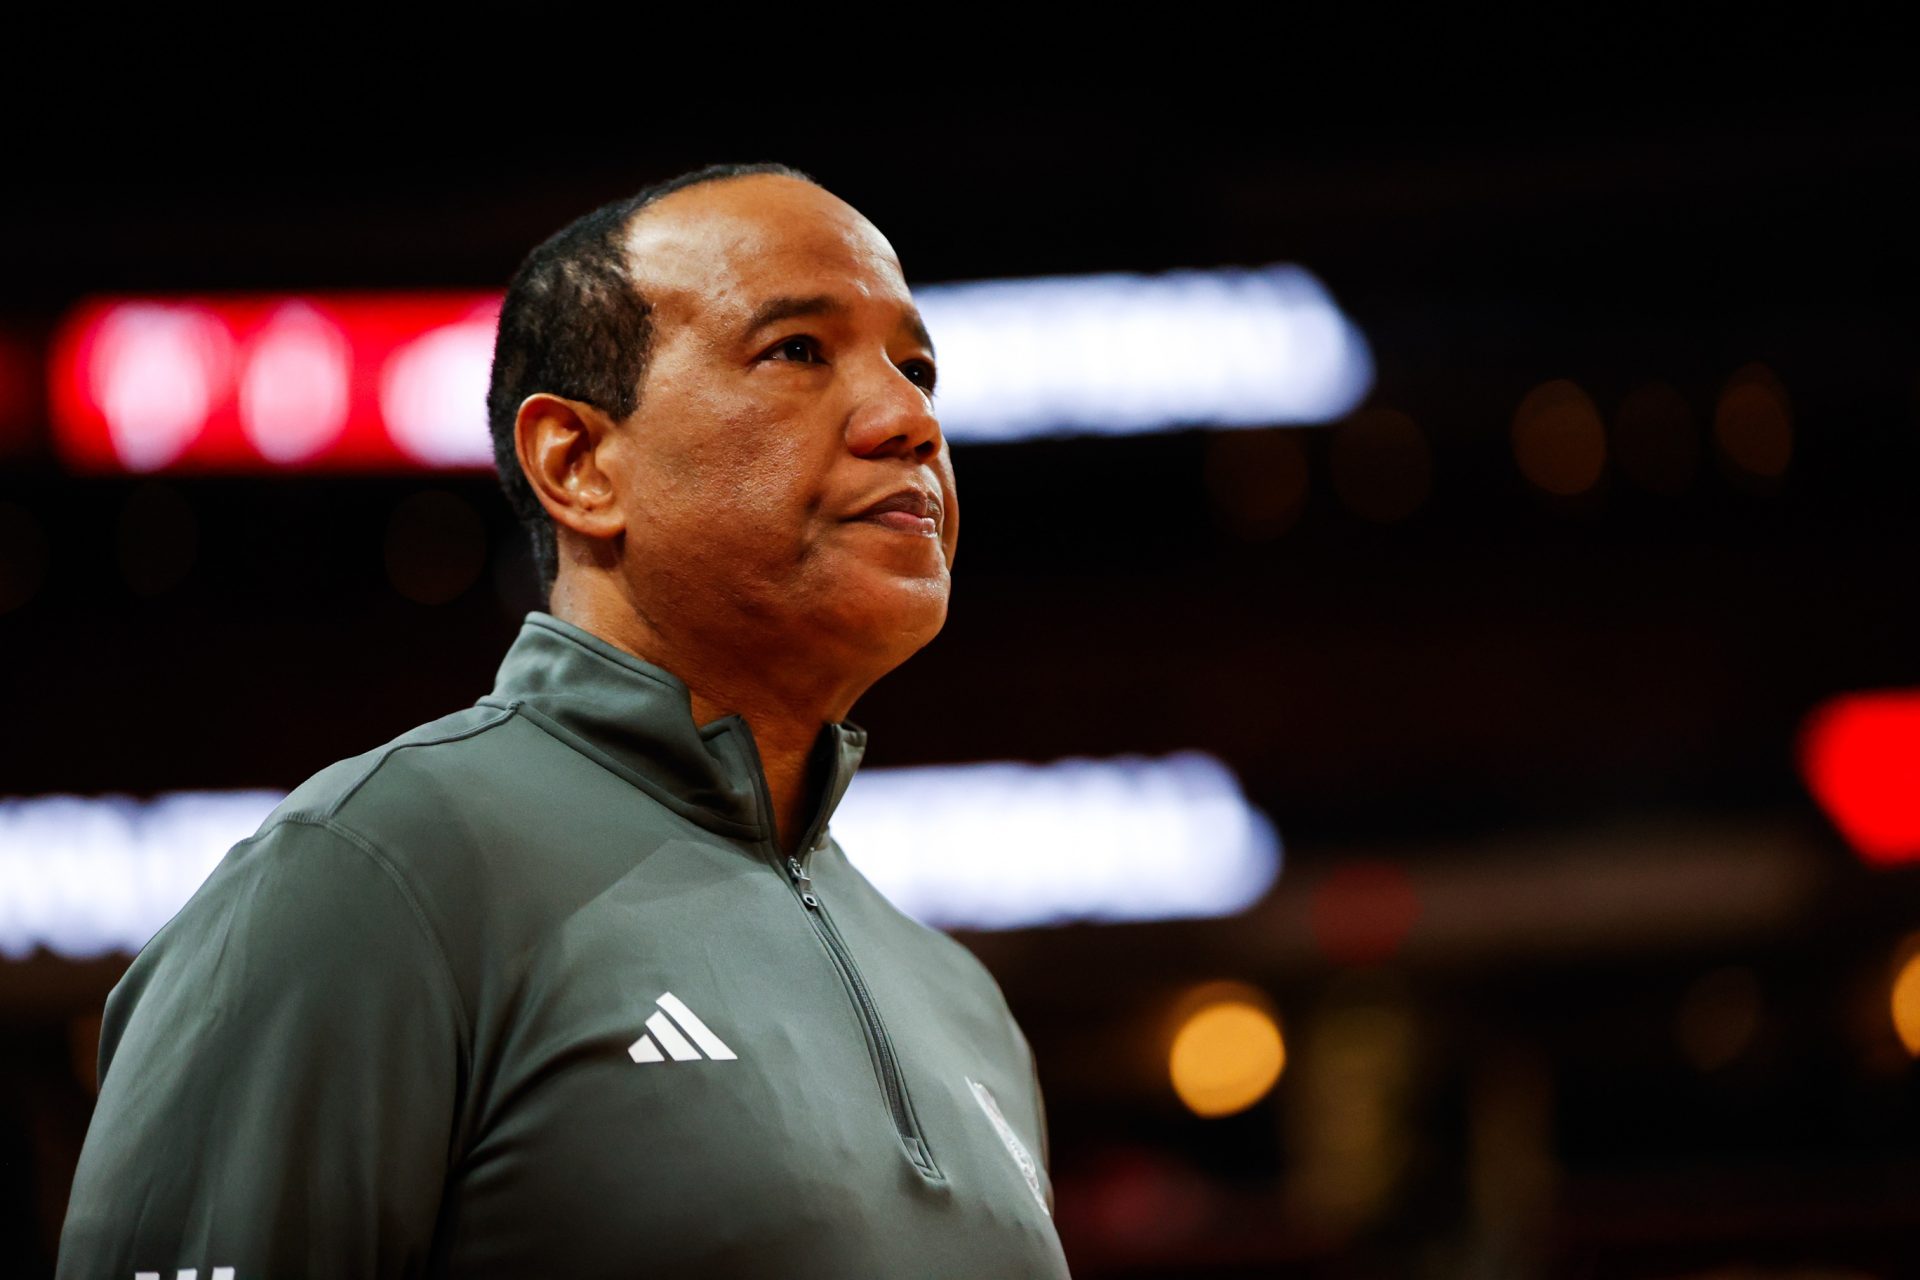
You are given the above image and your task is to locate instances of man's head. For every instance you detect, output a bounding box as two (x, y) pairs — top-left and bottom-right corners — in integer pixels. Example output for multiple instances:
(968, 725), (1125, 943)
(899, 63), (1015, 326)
(487, 164), (957, 696)
(487, 163), (804, 589)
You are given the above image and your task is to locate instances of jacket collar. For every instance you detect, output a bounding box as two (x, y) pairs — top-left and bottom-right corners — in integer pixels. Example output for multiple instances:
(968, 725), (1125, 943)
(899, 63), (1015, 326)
(479, 612), (868, 854)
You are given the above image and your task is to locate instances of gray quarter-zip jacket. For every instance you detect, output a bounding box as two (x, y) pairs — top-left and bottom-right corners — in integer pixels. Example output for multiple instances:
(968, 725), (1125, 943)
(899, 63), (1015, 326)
(58, 613), (1072, 1279)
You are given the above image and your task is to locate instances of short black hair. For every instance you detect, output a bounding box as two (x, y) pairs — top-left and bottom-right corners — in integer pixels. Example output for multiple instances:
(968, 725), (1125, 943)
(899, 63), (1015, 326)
(486, 161), (815, 601)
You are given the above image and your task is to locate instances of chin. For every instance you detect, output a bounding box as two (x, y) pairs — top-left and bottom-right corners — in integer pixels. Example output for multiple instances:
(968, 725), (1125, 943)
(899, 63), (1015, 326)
(835, 584), (949, 659)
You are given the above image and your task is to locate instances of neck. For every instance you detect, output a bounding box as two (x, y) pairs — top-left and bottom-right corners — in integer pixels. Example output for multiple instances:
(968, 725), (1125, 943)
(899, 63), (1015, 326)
(549, 575), (870, 858)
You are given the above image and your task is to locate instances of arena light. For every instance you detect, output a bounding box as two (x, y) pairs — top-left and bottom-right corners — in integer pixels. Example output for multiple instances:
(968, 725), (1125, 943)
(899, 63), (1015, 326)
(1167, 982), (1287, 1118)
(0, 753), (1279, 958)
(50, 294), (502, 473)
(919, 266), (1371, 441)
(0, 791), (283, 961)
(1799, 688), (1920, 865)
(49, 268), (1369, 472)
(0, 328), (41, 457)
(832, 751), (1281, 929)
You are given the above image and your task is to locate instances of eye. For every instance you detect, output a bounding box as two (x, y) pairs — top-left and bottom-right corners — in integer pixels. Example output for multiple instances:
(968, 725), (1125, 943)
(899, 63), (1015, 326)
(900, 358), (937, 394)
(765, 335), (824, 364)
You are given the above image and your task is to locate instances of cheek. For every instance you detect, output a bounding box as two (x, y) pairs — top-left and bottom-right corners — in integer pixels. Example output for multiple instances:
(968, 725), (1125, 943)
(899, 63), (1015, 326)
(640, 382), (799, 513)
(719, 417), (825, 531)
(939, 461), (960, 561)
(665, 421), (829, 570)
(628, 355), (836, 568)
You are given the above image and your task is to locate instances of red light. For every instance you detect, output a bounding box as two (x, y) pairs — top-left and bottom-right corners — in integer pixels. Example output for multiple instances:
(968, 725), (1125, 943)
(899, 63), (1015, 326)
(1308, 859), (1421, 965)
(50, 294), (502, 474)
(1800, 689), (1920, 865)
(0, 329), (37, 457)
(239, 303), (352, 464)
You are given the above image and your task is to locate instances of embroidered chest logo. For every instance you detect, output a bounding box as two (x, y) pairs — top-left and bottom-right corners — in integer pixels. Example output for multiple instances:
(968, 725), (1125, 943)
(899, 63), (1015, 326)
(628, 992), (738, 1064)
(966, 1077), (1049, 1215)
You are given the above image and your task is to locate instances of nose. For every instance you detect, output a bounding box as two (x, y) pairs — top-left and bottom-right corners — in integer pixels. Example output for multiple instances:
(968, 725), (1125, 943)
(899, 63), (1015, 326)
(845, 357), (943, 462)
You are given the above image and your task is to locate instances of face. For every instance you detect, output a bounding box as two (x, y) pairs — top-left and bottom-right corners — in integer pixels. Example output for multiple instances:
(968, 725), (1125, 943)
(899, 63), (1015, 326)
(602, 175), (957, 676)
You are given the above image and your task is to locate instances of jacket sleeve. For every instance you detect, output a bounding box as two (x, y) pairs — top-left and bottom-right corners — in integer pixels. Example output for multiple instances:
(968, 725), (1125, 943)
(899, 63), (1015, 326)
(57, 816), (466, 1280)
(1027, 1042), (1055, 1213)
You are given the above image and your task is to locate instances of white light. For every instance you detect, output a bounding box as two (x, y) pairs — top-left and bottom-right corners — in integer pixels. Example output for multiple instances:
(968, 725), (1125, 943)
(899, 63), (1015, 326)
(0, 791), (280, 961)
(0, 754), (1278, 955)
(381, 308), (499, 466)
(915, 266), (1372, 442)
(834, 751), (1281, 929)
(239, 303), (351, 464)
(89, 305), (232, 471)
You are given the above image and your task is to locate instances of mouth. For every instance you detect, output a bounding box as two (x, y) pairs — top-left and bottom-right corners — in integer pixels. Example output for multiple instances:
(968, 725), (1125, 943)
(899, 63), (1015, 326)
(850, 486), (942, 538)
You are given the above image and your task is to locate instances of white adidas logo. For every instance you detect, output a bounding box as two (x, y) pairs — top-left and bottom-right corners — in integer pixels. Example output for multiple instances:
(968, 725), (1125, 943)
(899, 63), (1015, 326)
(627, 992), (738, 1064)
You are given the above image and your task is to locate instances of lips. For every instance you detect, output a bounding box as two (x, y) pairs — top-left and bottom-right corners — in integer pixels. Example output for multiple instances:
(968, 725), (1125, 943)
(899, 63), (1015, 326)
(856, 487), (944, 533)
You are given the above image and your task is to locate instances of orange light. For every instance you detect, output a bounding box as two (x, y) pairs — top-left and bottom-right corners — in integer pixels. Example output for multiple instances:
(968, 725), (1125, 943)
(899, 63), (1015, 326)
(1512, 380), (1606, 497)
(1674, 967), (1762, 1072)
(385, 489), (488, 606)
(1891, 945), (1920, 1056)
(1204, 428), (1310, 540)
(1330, 408), (1432, 523)
(1169, 985), (1285, 1118)
(1612, 380), (1699, 496)
(1713, 364), (1792, 483)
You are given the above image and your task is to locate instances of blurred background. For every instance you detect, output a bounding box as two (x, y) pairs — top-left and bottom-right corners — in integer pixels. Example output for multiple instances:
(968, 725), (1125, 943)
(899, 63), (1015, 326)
(3, 72), (1918, 1278)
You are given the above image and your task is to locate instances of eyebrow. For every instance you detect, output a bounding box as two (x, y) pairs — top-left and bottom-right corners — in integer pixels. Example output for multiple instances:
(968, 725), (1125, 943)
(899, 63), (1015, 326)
(741, 293), (936, 356)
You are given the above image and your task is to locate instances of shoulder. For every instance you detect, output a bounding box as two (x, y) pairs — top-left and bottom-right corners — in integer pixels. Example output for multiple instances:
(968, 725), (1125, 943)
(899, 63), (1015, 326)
(113, 706), (547, 1044)
(247, 701), (592, 993)
(269, 701), (523, 832)
(104, 812), (472, 1072)
(260, 700), (578, 914)
(236, 698), (706, 1018)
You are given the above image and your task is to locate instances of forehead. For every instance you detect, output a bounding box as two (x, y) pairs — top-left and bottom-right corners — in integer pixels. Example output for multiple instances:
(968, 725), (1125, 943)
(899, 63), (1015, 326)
(620, 175), (912, 330)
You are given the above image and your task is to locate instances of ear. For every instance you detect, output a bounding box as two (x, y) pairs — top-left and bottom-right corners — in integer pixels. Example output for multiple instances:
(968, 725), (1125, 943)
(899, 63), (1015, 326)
(514, 393), (626, 541)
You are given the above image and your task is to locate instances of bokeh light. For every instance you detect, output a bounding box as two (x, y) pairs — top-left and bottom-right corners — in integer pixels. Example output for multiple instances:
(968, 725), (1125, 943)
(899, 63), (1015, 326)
(1168, 983), (1285, 1118)
(1330, 408), (1431, 523)
(0, 329), (38, 457)
(239, 303), (352, 464)
(1284, 991), (1418, 1233)
(0, 501), (48, 614)
(1674, 966), (1762, 1072)
(1891, 942), (1920, 1057)
(1612, 380), (1700, 496)
(1203, 427), (1310, 540)
(1309, 860), (1421, 966)
(1798, 688), (1920, 865)
(1512, 380), (1607, 497)
(384, 489), (486, 605)
(1713, 363), (1793, 484)
(1075, 1147), (1211, 1257)
(88, 304), (232, 472)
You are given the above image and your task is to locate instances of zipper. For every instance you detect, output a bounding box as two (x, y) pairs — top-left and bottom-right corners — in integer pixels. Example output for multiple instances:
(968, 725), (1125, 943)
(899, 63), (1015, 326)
(735, 726), (942, 1180)
(785, 855), (941, 1178)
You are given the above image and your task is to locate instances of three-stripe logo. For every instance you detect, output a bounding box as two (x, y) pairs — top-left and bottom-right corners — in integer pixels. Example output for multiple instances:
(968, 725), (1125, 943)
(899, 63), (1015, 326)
(627, 992), (737, 1064)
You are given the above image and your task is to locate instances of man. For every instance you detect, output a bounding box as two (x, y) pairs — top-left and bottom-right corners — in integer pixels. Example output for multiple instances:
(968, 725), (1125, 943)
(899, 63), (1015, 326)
(59, 162), (1072, 1278)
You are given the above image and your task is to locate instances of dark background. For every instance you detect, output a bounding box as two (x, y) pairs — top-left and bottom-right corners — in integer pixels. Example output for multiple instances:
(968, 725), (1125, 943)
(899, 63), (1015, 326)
(4, 58), (1919, 1278)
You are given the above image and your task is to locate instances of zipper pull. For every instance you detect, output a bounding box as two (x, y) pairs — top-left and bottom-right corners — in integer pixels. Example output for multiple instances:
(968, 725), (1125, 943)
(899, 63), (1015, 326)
(787, 857), (820, 909)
